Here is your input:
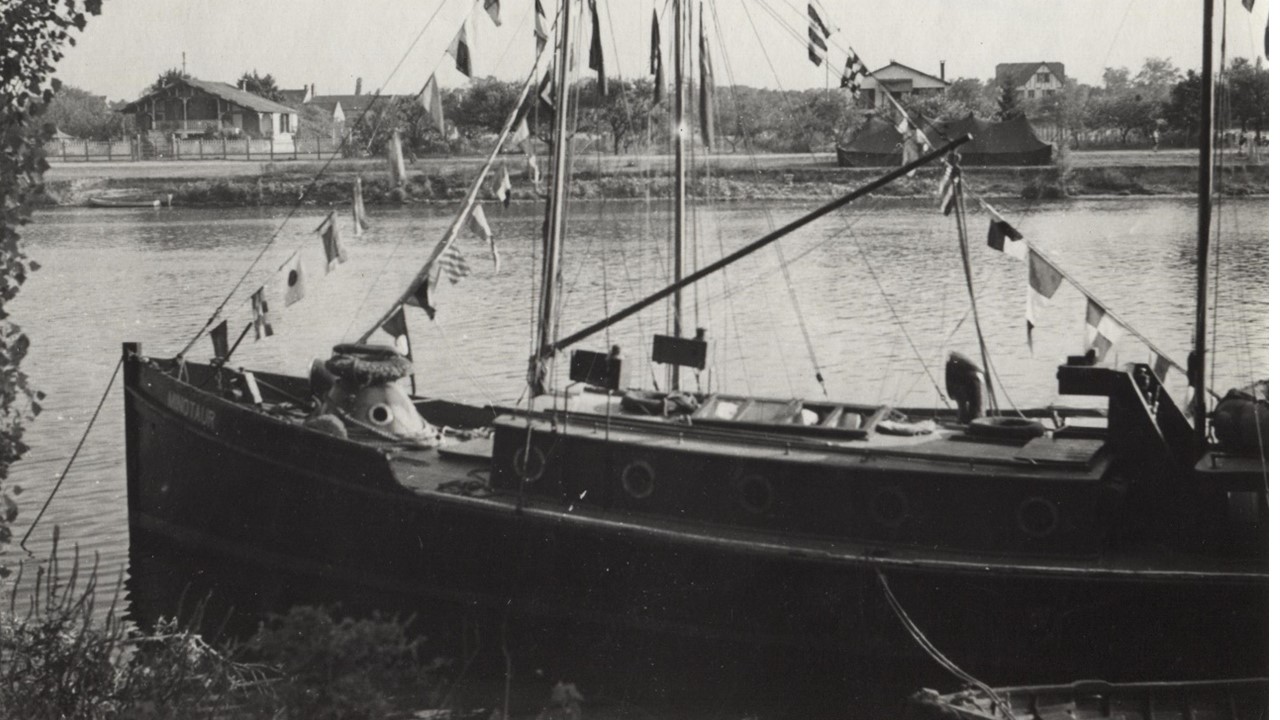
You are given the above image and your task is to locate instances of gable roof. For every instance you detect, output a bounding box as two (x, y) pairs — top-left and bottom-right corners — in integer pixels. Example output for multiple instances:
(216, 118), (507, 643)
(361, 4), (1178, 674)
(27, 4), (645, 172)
(868, 61), (949, 88)
(309, 94), (399, 117)
(995, 62), (1067, 87)
(120, 77), (297, 114)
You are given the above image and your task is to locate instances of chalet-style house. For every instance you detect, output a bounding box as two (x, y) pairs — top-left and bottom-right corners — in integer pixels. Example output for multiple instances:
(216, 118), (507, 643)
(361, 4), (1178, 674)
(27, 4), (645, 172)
(861, 61), (950, 109)
(995, 62), (1067, 100)
(120, 77), (299, 141)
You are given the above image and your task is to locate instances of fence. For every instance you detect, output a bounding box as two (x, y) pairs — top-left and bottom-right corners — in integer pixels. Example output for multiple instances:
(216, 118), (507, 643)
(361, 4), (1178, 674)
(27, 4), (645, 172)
(44, 136), (345, 162)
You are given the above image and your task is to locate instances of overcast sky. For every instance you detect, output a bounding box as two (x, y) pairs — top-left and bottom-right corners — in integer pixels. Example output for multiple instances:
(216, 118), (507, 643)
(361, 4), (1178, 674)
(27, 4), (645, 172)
(57, 0), (1269, 102)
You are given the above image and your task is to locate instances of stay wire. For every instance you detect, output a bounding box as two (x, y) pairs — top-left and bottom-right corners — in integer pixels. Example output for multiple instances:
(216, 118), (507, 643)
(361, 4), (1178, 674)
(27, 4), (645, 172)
(177, 0), (458, 360)
(21, 355), (124, 549)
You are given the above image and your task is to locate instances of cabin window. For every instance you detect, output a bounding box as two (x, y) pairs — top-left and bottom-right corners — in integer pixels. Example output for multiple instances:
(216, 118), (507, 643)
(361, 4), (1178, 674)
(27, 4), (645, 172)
(1037, 72), (1051, 84)
(1027, 89), (1036, 99)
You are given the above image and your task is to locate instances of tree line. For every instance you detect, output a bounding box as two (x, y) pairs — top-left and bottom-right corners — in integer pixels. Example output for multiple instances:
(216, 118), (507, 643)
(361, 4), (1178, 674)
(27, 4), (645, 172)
(40, 56), (1269, 153)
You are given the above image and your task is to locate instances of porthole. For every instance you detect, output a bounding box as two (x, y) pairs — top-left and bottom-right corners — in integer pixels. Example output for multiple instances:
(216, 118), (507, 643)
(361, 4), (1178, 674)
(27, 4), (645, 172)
(869, 486), (910, 529)
(512, 445), (545, 483)
(1016, 496), (1060, 538)
(738, 474), (774, 515)
(620, 460), (656, 500)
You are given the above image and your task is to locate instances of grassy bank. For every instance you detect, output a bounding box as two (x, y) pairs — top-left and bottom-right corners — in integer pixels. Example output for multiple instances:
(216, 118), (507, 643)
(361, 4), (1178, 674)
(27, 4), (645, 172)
(39, 157), (1267, 208)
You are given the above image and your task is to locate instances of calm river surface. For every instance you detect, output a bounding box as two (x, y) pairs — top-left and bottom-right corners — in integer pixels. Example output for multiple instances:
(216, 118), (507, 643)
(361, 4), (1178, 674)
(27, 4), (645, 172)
(9, 195), (1268, 651)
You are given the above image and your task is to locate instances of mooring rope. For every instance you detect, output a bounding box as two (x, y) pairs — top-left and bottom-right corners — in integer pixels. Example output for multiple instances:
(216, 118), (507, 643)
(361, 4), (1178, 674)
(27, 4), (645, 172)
(20, 355), (124, 549)
(874, 568), (1016, 720)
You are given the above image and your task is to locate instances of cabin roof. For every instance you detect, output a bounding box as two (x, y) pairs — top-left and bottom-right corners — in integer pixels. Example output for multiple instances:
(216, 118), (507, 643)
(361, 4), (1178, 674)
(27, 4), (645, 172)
(995, 62), (1067, 87)
(120, 77), (297, 115)
(867, 61), (950, 88)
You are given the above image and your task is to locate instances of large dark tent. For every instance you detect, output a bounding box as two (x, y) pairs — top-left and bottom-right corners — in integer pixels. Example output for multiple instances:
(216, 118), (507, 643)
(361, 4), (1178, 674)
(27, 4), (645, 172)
(837, 113), (1053, 167)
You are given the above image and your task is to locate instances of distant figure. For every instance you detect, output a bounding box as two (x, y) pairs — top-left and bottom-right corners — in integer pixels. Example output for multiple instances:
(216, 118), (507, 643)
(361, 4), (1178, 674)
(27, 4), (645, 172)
(1151, 128), (1160, 153)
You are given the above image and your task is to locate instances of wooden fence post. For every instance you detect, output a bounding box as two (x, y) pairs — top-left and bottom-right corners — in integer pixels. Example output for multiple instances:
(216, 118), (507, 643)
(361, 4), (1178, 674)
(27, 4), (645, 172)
(317, 137), (322, 160)
(107, 141), (112, 161)
(269, 137), (274, 161)
(246, 138), (251, 161)
(61, 141), (67, 161)
(199, 138), (204, 159)
(222, 137), (227, 160)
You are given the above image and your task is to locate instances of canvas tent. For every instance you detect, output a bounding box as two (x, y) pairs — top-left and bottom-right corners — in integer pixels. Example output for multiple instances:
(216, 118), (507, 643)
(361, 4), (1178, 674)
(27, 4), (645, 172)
(837, 113), (1053, 167)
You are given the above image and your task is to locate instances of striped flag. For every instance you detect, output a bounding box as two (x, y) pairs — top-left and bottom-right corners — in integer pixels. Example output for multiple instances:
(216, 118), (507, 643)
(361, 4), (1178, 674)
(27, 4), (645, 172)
(352, 178), (370, 235)
(938, 169), (957, 216)
(807, 4), (830, 66)
(1084, 298), (1122, 360)
(251, 286), (274, 339)
(447, 24), (472, 77)
(439, 244), (472, 284)
(1026, 250), (1064, 350)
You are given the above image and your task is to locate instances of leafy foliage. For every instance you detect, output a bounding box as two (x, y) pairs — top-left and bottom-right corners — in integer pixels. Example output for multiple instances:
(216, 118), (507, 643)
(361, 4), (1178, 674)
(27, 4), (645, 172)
(0, 0), (100, 562)
(147, 68), (190, 94)
(237, 70), (285, 102)
(41, 85), (131, 140)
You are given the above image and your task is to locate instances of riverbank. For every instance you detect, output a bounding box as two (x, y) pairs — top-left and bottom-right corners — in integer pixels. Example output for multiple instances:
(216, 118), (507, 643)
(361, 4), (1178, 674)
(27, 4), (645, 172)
(38, 150), (1267, 207)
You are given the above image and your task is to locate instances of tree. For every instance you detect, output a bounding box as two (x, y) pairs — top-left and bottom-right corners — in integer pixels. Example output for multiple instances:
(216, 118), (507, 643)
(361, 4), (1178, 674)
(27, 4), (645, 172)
(1162, 70), (1201, 142)
(900, 78), (994, 121)
(1101, 67), (1131, 93)
(1134, 57), (1179, 102)
(237, 70), (285, 102)
(450, 77), (522, 139)
(587, 78), (656, 154)
(1223, 56), (1268, 134)
(148, 67), (190, 94)
(719, 86), (780, 153)
(1, 0), (100, 561)
(996, 76), (1021, 120)
(42, 85), (129, 139)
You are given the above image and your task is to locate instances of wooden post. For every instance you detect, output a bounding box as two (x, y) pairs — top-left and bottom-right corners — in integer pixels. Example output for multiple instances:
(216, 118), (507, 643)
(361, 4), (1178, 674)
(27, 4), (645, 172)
(61, 141), (67, 161)
(199, 138), (203, 159)
(107, 141), (112, 161)
(84, 141), (89, 161)
(269, 136), (274, 161)
(293, 137), (298, 160)
(246, 138), (251, 161)
(222, 137), (227, 159)
(316, 136), (322, 160)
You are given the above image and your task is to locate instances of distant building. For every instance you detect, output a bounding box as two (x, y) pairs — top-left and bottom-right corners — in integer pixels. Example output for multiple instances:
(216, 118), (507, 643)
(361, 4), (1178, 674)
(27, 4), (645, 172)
(861, 61), (950, 110)
(280, 84), (314, 105)
(995, 62), (1066, 101)
(119, 77), (298, 140)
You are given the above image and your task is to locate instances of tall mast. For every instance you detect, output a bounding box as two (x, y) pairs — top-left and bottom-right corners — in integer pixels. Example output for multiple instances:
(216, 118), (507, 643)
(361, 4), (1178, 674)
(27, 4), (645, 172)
(670, 0), (688, 391)
(1192, 0), (1214, 447)
(530, 0), (576, 397)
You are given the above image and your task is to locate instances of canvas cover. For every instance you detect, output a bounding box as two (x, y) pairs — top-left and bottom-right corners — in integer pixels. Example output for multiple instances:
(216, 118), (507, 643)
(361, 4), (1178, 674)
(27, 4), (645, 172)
(837, 113), (1052, 167)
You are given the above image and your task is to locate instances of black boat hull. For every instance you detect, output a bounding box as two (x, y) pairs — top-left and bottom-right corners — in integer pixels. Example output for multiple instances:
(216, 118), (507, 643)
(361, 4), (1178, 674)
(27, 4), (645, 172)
(122, 351), (1267, 681)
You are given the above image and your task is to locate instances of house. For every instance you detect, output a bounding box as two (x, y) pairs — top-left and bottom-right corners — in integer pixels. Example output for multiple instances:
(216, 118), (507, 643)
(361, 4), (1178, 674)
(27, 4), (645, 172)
(995, 62), (1067, 101)
(119, 77), (299, 140)
(280, 84), (314, 105)
(861, 61), (950, 109)
(307, 94), (390, 126)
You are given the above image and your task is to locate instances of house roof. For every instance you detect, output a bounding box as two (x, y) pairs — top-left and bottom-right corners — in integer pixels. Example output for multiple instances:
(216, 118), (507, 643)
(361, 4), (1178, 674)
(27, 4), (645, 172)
(309, 94), (398, 117)
(995, 62), (1067, 87)
(867, 61), (950, 88)
(120, 77), (297, 115)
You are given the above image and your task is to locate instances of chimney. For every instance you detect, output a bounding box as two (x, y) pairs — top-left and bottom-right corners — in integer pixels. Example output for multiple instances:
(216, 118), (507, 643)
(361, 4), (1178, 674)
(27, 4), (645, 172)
(309, 83), (315, 100)
(940, 60), (946, 82)
(354, 77), (362, 96)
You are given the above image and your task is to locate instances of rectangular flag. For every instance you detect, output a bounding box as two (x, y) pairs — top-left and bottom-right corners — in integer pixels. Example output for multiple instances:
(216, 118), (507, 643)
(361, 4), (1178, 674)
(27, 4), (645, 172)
(1153, 352), (1172, 382)
(985, 208), (1026, 260)
(534, 0), (548, 54)
(422, 75), (445, 135)
(408, 267), (440, 320)
(251, 286), (274, 339)
(210, 319), (229, 359)
(588, 0), (607, 97)
(320, 212), (348, 272)
(840, 52), (858, 90)
(495, 166), (512, 208)
(807, 4), (830, 66)
(699, 10), (715, 149)
(380, 304), (412, 358)
(651, 11), (664, 105)
(1084, 298), (1122, 360)
(279, 252), (306, 307)
(352, 178), (370, 236)
(1026, 249), (1064, 349)
(447, 24), (472, 77)
(484, 0), (501, 26)
(439, 244), (472, 284)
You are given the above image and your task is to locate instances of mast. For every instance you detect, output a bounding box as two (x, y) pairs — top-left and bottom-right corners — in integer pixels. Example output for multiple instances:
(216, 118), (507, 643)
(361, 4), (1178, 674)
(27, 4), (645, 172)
(670, 0), (688, 391)
(1192, 0), (1214, 447)
(529, 0), (576, 397)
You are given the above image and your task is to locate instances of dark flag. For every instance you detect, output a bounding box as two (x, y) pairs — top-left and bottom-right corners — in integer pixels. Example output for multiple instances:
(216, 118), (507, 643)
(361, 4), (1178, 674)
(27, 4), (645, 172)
(251, 287), (274, 339)
(650, 11), (664, 105)
(807, 4), (830, 66)
(699, 9), (715, 149)
(538, 69), (555, 113)
(986, 219), (1026, 259)
(1243, 0), (1255, 10)
(484, 0), (501, 26)
(210, 319), (229, 359)
(408, 267), (441, 320)
(534, 0), (548, 54)
(588, 0), (607, 97)
(447, 25), (472, 77)
(380, 304), (412, 358)
(320, 212), (348, 273)
(1085, 299), (1121, 360)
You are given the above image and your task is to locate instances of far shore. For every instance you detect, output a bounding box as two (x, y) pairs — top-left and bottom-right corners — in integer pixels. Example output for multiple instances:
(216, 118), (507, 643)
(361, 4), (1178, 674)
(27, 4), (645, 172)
(40, 148), (1267, 207)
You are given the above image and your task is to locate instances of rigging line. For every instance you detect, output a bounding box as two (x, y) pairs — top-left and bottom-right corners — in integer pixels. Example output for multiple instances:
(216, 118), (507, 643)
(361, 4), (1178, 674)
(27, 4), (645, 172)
(20, 355), (123, 549)
(177, 0), (459, 359)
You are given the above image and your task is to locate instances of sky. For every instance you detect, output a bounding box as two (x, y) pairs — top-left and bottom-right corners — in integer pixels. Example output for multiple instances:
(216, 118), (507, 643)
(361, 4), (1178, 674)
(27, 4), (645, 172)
(56, 0), (1270, 102)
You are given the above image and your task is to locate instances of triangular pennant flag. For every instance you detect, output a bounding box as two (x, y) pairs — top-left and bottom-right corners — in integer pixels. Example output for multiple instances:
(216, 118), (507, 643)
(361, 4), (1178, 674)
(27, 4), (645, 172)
(447, 24), (472, 77)
(380, 305), (412, 358)
(279, 252), (306, 307)
(439, 243), (472, 284)
(352, 178), (370, 236)
(1153, 352), (1172, 382)
(320, 212), (348, 272)
(1243, 0), (1255, 11)
(422, 75), (445, 135)
(484, 0), (501, 26)
(588, 0), (607, 97)
(1026, 249), (1064, 350)
(1084, 298), (1122, 360)
(807, 4), (830, 66)
(986, 219), (1027, 259)
(510, 117), (530, 148)
(495, 166), (512, 208)
(698, 8), (715, 149)
(534, 0), (549, 54)
(251, 286), (274, 339)
(408, 266), (441, 320)
(468, 203), (499, 271)
(538, 69), (555, 113)
(651, 11), (664, 105)
(210, 319), (229, 359)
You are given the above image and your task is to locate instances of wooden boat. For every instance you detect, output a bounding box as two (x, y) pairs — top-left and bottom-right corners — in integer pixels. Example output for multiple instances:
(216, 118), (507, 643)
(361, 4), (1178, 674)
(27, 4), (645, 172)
(906, 678), (1268, 720)
(120, 0), (1266, 680)
(88, 194), (172, 208)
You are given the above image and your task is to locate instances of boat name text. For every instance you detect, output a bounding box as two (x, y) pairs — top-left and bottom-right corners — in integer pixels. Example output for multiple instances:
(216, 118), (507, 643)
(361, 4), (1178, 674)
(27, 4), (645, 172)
(166, 392), (216, 429)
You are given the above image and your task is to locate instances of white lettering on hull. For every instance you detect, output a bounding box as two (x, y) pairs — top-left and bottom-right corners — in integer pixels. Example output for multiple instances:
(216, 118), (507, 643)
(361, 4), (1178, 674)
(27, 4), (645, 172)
(166, 391), (217, 430)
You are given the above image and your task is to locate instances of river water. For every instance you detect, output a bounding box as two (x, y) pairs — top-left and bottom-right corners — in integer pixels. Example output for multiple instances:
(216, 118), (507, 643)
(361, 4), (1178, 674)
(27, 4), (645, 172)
(5, 195), (1268, 706)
